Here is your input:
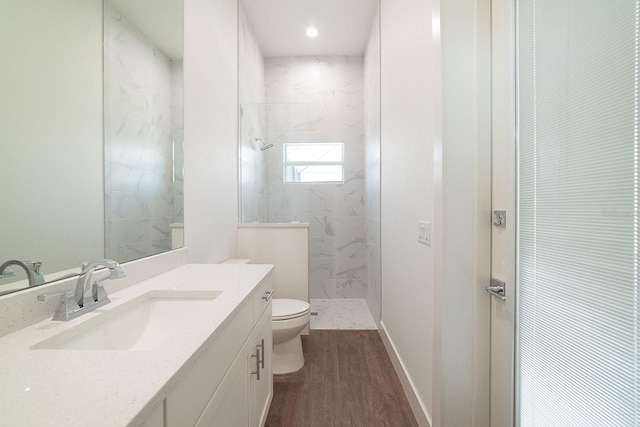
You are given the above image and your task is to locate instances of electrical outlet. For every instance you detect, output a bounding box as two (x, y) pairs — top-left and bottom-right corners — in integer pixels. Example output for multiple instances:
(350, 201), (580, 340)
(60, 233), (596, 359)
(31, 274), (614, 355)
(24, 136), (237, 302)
(418, 221), (431, 245)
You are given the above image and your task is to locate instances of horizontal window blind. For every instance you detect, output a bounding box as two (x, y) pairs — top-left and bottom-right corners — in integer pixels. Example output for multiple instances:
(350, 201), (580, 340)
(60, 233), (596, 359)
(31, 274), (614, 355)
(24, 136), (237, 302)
(517, 0), (639, 425)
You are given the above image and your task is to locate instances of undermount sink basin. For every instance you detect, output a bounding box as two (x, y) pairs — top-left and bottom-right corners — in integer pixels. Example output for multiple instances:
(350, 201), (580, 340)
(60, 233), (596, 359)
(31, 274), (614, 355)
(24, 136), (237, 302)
(33, 290), (222, 351)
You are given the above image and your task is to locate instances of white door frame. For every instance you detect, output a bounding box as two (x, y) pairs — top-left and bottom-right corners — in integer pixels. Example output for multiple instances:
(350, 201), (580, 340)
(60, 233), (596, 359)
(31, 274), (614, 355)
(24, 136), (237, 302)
(490, 0), (517, 426)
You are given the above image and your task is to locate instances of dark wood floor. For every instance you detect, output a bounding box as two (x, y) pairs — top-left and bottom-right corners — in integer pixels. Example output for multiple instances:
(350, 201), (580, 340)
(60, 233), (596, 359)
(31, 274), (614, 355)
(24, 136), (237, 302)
(265, 330), (418, 427)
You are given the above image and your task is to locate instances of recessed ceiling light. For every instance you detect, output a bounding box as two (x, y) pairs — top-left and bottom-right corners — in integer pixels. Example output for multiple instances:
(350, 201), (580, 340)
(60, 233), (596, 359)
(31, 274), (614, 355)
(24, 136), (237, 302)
(306, 27), (318, 38)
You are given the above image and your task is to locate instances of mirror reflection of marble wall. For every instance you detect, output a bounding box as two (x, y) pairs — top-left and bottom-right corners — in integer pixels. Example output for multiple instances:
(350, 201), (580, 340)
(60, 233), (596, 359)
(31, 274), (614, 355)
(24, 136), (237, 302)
(104, 0), (184, 263)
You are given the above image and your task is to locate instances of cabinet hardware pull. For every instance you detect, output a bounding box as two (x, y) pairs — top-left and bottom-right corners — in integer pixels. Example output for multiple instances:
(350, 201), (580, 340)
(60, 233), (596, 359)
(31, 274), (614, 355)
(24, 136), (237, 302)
(257, 339), (265, 369)
(251, 349), (261, 380)
(262, 290), (274, 301)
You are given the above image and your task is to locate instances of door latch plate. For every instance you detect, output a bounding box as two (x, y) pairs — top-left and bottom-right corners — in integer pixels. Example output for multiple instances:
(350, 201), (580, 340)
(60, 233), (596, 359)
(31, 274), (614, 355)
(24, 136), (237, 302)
(493, 210), (507, 228)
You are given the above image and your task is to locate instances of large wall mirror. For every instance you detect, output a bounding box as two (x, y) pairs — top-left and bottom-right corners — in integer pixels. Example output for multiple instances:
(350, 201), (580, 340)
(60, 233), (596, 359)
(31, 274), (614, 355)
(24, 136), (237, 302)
(0, 0), (184, 296)
(238, 0), (382, 322)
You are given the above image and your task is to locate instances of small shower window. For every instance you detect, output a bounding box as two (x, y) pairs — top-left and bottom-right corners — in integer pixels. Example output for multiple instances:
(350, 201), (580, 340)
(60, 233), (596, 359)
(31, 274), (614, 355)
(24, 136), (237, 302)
(283, 143), (344, 183)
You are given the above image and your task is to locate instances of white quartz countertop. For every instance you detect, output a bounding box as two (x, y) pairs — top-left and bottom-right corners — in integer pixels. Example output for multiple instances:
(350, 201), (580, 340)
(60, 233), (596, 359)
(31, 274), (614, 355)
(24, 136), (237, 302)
(0, 263), (273, 427)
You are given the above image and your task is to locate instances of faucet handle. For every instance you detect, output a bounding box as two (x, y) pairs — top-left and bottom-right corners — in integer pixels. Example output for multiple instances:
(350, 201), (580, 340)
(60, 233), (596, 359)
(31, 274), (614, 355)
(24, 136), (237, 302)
(37, 290), (83, 321)
(32, 261), (42, 274)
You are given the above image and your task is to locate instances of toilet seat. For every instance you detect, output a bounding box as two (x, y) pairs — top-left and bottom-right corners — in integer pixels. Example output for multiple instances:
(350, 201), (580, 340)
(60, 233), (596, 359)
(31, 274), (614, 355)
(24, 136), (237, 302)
(272, 299), (310, 321)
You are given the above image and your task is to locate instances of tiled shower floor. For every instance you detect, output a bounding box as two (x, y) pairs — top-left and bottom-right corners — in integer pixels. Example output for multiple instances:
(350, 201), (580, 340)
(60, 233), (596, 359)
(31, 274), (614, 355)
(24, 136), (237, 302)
(309, 298), (377, 330)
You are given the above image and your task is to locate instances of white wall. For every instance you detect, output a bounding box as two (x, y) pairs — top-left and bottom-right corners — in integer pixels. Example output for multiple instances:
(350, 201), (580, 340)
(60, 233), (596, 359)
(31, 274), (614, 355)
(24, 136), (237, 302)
(364, 7), (381, 325)
(0, 0), (104, 276)
(380, 0), (492, 426)
(380, 0), (436, 422)
(184, 0), (239, 263)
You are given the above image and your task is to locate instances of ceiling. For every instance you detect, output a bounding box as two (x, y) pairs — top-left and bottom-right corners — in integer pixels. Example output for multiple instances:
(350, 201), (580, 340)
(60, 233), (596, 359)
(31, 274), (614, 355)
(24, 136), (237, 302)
(241, 0), (379, 57)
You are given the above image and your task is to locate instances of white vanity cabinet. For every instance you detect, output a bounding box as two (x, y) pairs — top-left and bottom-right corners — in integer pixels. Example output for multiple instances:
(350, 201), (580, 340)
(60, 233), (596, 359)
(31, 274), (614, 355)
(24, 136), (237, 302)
(250, 306), (273, 427)
(165, 276), (273, 427)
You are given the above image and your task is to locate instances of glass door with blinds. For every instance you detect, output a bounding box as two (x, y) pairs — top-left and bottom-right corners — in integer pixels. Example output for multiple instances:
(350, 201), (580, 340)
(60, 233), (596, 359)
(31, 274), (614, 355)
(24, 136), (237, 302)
(516, 0), (639, 425)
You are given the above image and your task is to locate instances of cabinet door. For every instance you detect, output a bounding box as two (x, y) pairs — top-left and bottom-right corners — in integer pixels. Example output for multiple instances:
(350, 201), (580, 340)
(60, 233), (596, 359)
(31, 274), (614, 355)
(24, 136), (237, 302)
(251, 304), (273, 427)
(195, 345), (251, 427)
(166, 301), (253, 426)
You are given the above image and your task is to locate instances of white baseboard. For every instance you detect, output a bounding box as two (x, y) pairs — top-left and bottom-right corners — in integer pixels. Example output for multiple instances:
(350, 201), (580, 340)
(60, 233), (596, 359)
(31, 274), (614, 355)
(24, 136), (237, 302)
(379, 321), (432, 427)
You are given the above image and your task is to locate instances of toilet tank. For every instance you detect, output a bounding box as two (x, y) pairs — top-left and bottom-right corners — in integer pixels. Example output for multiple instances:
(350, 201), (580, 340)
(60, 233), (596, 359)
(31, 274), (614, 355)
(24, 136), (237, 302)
(236, 223), (309, 303)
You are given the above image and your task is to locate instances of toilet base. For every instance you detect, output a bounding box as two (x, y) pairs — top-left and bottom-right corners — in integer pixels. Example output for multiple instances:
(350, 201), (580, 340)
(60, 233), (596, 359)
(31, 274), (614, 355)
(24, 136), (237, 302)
(272, 334), (304, 375)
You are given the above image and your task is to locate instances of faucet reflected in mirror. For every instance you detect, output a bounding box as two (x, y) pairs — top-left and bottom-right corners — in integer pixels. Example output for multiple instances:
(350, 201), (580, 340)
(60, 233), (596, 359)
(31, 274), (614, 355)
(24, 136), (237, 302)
(37, 259), (127, 321)
(0, 0), (184, 299)
(0, 260), (45, 290)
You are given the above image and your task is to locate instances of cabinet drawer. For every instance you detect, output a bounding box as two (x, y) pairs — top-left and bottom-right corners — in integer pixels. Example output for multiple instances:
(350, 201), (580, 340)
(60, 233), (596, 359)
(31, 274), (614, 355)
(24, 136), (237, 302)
(253, 274), (273, 321)
(166, 300), (253, 427)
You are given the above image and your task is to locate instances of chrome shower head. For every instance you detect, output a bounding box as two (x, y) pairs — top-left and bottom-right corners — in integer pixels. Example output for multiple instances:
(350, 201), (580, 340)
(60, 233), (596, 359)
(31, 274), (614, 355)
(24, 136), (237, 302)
(256, 138), (274, 151)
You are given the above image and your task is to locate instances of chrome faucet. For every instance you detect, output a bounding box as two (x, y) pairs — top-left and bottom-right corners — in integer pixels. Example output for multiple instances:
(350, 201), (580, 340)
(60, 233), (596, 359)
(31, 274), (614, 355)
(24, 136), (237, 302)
(75, 259), (126, 308)
(37, 259), (126, 321)
(0, 260), (45, 287)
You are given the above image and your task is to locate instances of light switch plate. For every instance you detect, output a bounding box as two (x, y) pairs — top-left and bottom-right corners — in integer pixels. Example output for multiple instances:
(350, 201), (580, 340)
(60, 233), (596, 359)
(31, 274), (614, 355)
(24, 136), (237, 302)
(418, 221), (430, 245)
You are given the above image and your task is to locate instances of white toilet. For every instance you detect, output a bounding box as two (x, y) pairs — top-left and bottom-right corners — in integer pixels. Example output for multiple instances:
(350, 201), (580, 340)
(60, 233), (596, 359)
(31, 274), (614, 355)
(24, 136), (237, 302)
(221, 258), (310, 375)
(272, 298), (310, 375)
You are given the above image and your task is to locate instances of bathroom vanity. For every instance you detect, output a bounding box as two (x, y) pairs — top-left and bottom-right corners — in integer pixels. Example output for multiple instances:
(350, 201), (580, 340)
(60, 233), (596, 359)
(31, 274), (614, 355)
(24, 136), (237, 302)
(0, 263), (273, 426)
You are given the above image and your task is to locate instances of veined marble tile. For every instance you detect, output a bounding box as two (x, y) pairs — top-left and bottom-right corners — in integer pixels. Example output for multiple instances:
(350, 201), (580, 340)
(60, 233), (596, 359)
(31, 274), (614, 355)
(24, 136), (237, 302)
(309, 216), (337, 238)
(336, 109), (364, 134)
(309, 257), (335, 281)
(292, 56), (336, 91)
(265, 58), (294, 103)
(309, 237), (336, 258)
(289, 195), (312, 218)
(150, 239), (172, 254)
(105, 1), (181, 264)
(336, 279), (368, 298)
(335, 86), (364, 111)
(309, 279), (336, 299)
(333, 216), (365, 245)
(109, 191), (148, 219)
(307, 110), (336, 132)
(265, 215), (298, 224)
(106, 242), (148, 264)
(366, 218), (381, 248)
(335, 237), (367, 259)
(335, 257), (367, 282)
(262, 54), (372, 303)
(307, 187), (340, 217)
(151, 217), (171, 241)
(293, 88), (335, 112)
(310, 298), (377, 330)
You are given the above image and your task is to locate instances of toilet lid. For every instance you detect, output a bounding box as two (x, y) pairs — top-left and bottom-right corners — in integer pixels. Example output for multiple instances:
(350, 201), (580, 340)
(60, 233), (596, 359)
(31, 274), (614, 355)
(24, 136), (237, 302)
(272, 299), (310, 320)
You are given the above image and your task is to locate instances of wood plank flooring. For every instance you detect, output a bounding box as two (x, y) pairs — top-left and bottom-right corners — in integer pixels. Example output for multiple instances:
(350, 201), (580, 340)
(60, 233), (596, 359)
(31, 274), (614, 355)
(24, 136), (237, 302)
(265, 330), (418, 427)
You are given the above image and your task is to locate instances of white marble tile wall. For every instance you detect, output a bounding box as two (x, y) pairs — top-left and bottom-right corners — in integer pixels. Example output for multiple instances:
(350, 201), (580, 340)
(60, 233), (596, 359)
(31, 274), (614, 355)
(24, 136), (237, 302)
(104, 4), (177, 262)
(239, 5), (267, 223)
(364, 10), (381, 325)
(264, 56), (367, 299)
